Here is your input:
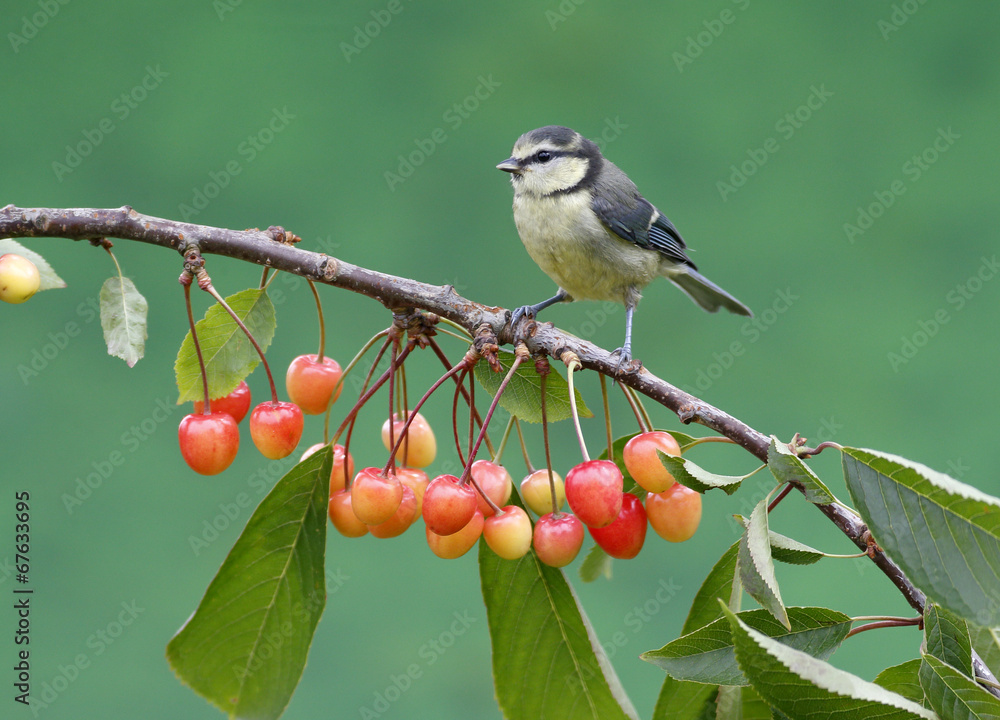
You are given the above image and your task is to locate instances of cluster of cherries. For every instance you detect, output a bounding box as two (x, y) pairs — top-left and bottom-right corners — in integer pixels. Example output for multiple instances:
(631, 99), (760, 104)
(177, 353), (343, 474)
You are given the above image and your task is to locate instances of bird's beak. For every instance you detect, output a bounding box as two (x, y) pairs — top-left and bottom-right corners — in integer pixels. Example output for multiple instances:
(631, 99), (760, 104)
(496, 158), (523, 174)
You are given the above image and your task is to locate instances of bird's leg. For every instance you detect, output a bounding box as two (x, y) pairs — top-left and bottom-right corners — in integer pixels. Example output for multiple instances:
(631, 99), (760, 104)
(510, 288), (570, 327)
(612, 302), (635, 375)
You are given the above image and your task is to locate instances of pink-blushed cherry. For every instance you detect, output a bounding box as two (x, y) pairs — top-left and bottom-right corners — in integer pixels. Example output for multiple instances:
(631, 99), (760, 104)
(426, 510), (484, 559)
(300, 442), (355, 493)
(285, 354), (343, 415)
(471, 460), (512, 517)
(483, 505), (532, 560)
(565, 459), (623, 528)
(422, 474), (477, 536)
(381, 411), (437, 468)
(520, 469), (565, 515)
(249, 401), (304, 459)
(351, 467), (403, 525)
(589, 492), (647, 559)
(533, 513), (585, 568)
(623, 431), (681, 493)
(193, 380), (251, 424)
(647, 484), (702, 542)
(329, 490), (368, 538)
(368, 485), (419, 539)
(396, 467), (429, 516)
(0, 253), (40, 304)
(178, 412), (240, 476)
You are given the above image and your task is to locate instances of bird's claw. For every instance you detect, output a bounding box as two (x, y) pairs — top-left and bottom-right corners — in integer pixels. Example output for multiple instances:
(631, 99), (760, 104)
(611, 346), (634, 376)
(510, 305), (534, 328)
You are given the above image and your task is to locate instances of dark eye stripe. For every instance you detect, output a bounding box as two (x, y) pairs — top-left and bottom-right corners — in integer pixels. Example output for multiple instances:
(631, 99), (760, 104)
(528, 149), (581, 165)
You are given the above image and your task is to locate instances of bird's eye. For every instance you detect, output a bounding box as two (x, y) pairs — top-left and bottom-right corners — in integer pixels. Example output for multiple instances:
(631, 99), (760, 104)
(536, 151), (553, 163)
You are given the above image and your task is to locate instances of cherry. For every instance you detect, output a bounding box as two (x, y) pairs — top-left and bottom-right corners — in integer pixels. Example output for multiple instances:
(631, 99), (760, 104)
(470, 460), (512, 517)
(178, 412), (239, 476)
(422, 474), (477, 536)
(193, 380), (251, 424)
(0, 253), (40, 304)
(589, 492), (647, 559)
(351, 467), (403, 525)
(368, 485), (419, 539)
(483, 505), (532, 560)
(328, 489), (368, 538)
(520, 469), (565, 516)
(623, 431), (681, 493)
(533, 513), (584, 567)
(426, 510), (484, 559)
(300, 442), (355, 493)
(565, 459), (623, 528)
(646, 484), (702, 542)
(381, 411), (436, 468)
(249, 401), (304, 459)
(285, 354), (343, 415)
(395, 467), (429, 516)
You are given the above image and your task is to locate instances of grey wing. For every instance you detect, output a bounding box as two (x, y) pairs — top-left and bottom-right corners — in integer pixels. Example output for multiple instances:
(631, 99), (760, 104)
(591, 191), (697, 271)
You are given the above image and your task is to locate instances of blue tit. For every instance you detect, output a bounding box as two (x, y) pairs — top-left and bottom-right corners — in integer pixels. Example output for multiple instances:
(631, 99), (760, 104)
(497, 125), (751, 369)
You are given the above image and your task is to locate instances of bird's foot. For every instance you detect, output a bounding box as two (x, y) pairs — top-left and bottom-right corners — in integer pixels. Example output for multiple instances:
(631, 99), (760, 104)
(611, 345), (639, 376)
(510, 305), (535, 328)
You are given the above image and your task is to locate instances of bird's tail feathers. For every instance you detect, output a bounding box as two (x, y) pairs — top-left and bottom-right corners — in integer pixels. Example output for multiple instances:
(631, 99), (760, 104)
(668, 269), (752, 317)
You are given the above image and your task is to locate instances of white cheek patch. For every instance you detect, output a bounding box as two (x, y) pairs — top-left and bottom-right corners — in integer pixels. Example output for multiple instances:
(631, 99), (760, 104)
(519, 156), (588, 195)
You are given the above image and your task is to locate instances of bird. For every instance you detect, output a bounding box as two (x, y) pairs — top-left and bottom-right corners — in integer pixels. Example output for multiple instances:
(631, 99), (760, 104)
(497, 125), (752, 370)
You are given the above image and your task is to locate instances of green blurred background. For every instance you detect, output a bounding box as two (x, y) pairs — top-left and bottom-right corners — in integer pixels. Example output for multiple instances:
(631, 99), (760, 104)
(2, 1), (999, 718)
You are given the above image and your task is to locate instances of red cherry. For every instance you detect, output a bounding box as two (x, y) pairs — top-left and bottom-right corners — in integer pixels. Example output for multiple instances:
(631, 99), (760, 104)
(178, 412), (240, 475)
(193, 380), (251, 424)
(565, 460), (623, 528)
(249, 401), (304, 459)
(483, 506), (532, 560)
(285, 354), (343, 415)
(426, 510), (484, 559)
(329, 490), (368, 538)
(589, 493), (647, 559)
(623, 431), (681, 493)
(470, 460), (512, 517)
(647, 485), (702, 542)
(533, 513), (584, 567)
(351, 467), (403, 525)
(520, 469), (565, 515)
(422, 474), (478, 536)
(368, 485), (419, 538)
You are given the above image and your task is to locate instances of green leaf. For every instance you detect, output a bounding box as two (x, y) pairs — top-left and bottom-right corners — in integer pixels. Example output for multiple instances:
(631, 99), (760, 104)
(682, 541), (741, 635)
(579, 543), (613, 583)
(174, 288), (276, 404)
(722, 603), (937, 719)
(642, 607), (852, 686)
(739, 497), (789, 629)
(919, 653), (1000, 719)
(734, 515), (825, 565)
(479, 540), (637, 720)
(652, 677), (716, 720)
(925, 603), (974, 677)
(767, 436), (835, 504)
(842, 446), (1000, 626)
(473, 349), (591, 423)
(659, 455), (752, 495)
(99, 276), (147, 367)
(167, 447), (331, 719)
(0, 238), (66, 290)
(875, 660), (926, 706)
(968, 624), (1000, 675)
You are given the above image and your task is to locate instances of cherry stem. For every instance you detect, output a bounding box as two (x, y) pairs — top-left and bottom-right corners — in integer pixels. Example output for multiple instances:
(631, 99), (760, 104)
(383, 356), (470, 476)
(767, 483), (795, 513)
(201, 280), (279, 404)
(428, 337), (493, 456)
(565, 359), (589, 462)
(633, 385), (654, 432)
(845, 616), (922, 639)
(259, 266), (270, 289)
(515, 417), (534, 473)
(540, 372), (558, 515)
(797, 441), (844, 458)
(325, 330), (391, 443)
(307, 280), (326, 362)
(331, 334), (393, 446)
(183, 282), (211, 414)
(387, 339), (398, 474)
(331, 339), (416, 444)
(620, 382), (649, 433)
(600, 374), (613, 462)
(683, 436), (737, 450)
(468, 366), (476, 462)
(492, 415), (515, 466)
(451, 367), (469, 468)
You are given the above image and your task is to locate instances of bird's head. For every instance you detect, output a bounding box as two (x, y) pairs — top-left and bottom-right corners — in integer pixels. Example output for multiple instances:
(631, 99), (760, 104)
(496, 125), (602, 197)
